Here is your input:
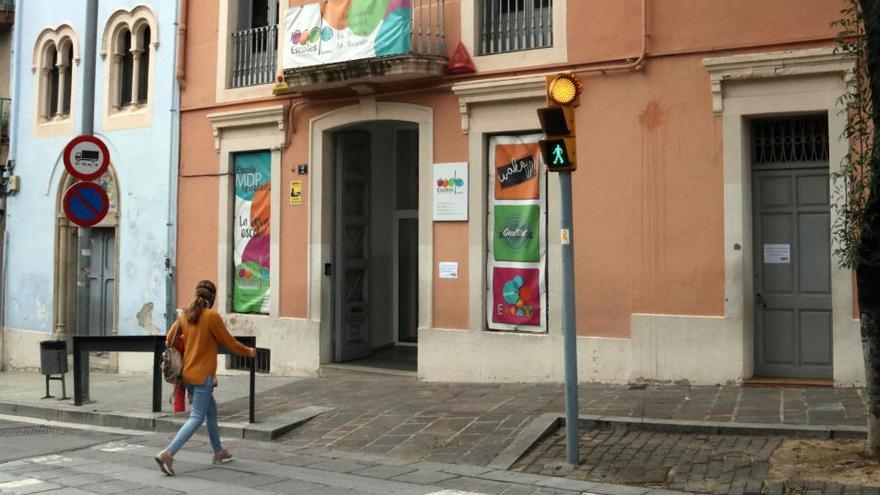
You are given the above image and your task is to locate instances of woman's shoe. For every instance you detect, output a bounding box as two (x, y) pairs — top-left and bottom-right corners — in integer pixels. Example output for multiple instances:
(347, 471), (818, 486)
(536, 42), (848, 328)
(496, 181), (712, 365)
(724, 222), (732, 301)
(154, 450), (175, 475)
(212, 449), (233, 465)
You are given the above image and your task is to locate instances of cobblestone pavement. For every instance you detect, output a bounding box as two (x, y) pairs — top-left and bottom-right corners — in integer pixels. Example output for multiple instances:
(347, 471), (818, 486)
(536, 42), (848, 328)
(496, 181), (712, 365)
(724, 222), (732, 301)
(213, 375), (866, 466)
(512, 426), (880, 495)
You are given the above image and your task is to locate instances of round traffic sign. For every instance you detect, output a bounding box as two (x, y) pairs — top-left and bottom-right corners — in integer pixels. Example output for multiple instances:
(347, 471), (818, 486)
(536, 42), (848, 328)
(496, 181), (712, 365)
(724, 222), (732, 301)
(63, 182), (110, 227)
(63, 135), (110, 181)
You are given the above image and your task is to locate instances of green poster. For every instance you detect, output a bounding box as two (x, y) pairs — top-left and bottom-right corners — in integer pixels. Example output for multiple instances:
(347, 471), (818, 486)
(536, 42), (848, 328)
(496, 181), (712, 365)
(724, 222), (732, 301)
(493, 205), (540, 262)
(233, 151), (271, 313)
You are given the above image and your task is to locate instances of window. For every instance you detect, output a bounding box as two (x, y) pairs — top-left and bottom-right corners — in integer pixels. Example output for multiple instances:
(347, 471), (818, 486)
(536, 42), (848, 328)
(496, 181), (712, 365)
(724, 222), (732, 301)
(101, 6), (157, 129)
(230, 0), (278, 88)
(33, 24), (78, 132)
(111, 23), (151, 109)
(479, 0), (552, 55)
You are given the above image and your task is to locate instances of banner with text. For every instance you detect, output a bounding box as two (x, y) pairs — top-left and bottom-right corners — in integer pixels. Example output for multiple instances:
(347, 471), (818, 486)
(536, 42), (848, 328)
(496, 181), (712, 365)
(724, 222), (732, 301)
(233, 151), (271, 314)
(283, 0), (412, 69)
(487, 134), (547, 332)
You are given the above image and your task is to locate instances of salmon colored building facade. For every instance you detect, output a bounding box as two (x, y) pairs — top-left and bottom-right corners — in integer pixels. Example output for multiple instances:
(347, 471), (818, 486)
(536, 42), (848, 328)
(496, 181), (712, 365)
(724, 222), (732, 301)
(175, 0), (863, 385)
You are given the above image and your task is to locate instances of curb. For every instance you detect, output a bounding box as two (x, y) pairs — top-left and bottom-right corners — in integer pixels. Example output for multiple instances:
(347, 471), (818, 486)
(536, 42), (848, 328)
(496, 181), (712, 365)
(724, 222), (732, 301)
(0, 400), (331, 441)
(575, 414), (867, 439)
(489, 412), (867, 470)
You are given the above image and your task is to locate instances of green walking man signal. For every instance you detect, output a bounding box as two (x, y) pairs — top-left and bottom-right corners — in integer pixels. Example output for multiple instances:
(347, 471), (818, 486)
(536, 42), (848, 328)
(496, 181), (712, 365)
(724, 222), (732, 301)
(537, 74), (582, 172)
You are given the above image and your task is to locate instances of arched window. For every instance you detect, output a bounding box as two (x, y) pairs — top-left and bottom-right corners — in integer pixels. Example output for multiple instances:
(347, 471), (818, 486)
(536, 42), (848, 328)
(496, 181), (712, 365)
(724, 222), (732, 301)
(117, 27), (133, 107)
(137, 26), (150, 104)
(102, 6), (157, 127)
(33, 24), (78, 134)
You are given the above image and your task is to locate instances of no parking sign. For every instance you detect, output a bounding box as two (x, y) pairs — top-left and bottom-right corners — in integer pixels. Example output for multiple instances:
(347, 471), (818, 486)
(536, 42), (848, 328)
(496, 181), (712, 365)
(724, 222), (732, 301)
(63, 182), (109, 227)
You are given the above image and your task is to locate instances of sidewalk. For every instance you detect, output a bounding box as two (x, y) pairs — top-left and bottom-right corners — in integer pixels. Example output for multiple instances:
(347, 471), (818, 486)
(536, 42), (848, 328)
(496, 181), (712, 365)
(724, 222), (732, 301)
(0, 370), (871, 494)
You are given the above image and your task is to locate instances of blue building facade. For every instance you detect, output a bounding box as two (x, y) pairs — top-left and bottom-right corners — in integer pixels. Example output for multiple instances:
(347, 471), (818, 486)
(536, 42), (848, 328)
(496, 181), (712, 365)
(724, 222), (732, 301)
(2, 1), (178, 370)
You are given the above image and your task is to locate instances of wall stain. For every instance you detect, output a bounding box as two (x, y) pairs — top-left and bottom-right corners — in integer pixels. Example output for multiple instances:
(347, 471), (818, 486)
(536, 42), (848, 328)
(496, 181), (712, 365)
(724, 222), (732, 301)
(639, 100), (665, 130)
(136, 302), (162, 335)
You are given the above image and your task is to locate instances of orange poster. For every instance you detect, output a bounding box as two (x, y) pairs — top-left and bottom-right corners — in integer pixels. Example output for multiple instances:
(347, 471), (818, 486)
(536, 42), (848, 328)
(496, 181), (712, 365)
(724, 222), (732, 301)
(494, 142), (541, 200)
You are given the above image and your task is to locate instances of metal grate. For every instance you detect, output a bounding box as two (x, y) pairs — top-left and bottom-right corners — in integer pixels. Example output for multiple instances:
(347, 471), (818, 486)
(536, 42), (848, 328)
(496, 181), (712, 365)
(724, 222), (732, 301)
(480, 0), (552, 55)
(751, 115), (829, 165)
(227, 348), (270, 373)
(0, 426), (66, 437)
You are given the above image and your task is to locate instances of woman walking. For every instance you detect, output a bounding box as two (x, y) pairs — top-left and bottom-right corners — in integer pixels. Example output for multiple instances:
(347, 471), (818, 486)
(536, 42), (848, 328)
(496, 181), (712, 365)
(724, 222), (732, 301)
(154, 280), (256, 476)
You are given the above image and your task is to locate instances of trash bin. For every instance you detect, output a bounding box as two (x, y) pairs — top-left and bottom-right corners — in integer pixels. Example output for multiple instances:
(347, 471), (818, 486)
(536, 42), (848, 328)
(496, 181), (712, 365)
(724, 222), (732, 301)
(39, 340), (67, 375)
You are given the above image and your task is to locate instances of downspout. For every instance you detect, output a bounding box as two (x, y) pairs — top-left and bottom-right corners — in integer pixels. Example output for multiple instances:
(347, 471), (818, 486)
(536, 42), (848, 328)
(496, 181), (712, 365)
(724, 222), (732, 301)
(1, 0), (25, 369)
(166, 0), (183, 330)
(175, 0), (187, 89)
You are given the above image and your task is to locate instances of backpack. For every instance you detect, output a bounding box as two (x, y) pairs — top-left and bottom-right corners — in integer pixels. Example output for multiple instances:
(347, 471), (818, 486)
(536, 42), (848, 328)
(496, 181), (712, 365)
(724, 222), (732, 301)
(160, 318), (184, 384)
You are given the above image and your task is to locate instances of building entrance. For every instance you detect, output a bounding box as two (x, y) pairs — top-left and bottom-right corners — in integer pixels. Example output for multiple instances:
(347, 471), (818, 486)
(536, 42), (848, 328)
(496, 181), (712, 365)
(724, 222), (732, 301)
(332, 122), (419, 370)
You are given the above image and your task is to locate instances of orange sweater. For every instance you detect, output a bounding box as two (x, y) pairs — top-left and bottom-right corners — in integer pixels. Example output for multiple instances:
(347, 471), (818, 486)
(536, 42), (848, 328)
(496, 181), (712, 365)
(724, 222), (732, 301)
(166, 308), (252, 385)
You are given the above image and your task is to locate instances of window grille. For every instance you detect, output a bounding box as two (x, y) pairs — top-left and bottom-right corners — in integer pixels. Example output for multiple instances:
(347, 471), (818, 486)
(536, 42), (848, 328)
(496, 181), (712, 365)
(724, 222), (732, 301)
(227, 348), (271, 373)
(751, 115), (829, 165)
(231, 25), (278, 88)
(480, 0), (552, 55)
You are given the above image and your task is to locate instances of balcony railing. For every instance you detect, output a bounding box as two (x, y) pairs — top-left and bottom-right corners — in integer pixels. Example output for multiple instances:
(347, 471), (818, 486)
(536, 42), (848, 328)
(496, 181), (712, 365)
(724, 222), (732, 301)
(231, 25), (278, 88)
(413, 0), (447, 57)
(0, 0), (13, 13)
(480, 0), (552, 55)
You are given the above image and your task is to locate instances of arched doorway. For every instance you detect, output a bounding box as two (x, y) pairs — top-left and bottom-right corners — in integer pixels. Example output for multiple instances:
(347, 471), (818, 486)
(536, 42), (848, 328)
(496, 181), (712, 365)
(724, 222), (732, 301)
(53, 168), (120, 341)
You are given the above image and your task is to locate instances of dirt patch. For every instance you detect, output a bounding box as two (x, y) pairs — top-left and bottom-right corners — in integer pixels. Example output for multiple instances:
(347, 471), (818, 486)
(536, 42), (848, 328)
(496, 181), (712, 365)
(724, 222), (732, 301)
(768, 438), (880, 487)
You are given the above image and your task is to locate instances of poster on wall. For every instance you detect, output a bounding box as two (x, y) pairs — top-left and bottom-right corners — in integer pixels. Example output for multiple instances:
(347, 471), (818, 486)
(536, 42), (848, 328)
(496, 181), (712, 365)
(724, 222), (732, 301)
(433, 162), (468, 221)
(487, 134), (547, 332)
(233, 151), (271, 314)
(283, 0), (413, 70)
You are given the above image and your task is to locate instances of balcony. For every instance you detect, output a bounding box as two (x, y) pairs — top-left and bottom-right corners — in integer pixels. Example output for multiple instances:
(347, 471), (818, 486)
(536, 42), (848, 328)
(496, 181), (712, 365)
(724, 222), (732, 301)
(231, 24), (278, 88)
(274, 0), (448, 95)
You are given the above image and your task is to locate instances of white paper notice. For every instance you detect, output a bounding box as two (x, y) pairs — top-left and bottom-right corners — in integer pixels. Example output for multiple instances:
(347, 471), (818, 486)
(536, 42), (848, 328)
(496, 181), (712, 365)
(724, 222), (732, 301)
(763, 244), (791, 264)
(439, 262), (459, 279)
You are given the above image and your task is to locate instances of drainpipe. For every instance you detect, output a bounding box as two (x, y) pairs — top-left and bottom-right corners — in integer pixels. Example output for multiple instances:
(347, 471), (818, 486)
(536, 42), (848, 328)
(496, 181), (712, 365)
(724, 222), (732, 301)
(175, 0), (187, 90)
(166, 0), (183, 330)
(1, 0), (25, 369)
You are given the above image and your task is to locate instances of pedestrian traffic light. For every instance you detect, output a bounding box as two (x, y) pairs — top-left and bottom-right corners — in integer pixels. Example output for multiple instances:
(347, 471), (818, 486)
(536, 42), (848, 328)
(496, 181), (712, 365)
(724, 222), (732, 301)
(538, 73), (582, 172)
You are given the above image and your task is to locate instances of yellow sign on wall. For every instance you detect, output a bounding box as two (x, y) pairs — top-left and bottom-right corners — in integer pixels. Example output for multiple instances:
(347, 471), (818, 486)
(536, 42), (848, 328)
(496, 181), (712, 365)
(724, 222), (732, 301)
(289, 180), (303, 206)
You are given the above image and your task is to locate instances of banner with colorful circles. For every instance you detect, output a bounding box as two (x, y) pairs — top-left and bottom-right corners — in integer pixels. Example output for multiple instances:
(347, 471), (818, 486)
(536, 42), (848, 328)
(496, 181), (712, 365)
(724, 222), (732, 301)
(233, 151), (271, 314)
(487, 134), (547, 332)
(283, 0), (413, 70)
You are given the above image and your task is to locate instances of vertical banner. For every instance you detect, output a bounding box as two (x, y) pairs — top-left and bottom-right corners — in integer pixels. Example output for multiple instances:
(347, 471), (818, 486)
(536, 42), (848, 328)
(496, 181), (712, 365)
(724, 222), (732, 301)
(233, 151), (271, 314)
(487, 134), (547, 332)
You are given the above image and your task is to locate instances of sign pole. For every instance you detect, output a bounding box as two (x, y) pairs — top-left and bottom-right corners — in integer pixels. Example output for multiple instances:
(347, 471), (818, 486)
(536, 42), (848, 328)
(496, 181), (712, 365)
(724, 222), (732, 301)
(75, 0), (99, 402)
(559, 170), (580, 465)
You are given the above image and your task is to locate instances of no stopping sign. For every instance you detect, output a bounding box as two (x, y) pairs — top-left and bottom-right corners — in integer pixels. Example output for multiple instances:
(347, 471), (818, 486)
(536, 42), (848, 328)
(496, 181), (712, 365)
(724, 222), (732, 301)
(63, 135), (110, 181)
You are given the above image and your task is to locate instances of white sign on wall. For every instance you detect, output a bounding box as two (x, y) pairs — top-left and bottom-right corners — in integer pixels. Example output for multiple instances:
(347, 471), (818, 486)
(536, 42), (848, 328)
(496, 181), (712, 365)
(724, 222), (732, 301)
(433, 162), (468, 221)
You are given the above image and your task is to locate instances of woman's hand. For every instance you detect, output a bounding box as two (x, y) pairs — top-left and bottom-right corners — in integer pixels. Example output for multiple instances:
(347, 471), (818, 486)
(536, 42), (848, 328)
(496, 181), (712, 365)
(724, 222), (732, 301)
(249, 347), (257, 358)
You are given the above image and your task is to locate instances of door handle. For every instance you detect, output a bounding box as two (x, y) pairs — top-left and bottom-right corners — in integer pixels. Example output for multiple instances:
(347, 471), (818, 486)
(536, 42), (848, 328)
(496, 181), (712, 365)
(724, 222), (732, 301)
(756, 293), (767, 309)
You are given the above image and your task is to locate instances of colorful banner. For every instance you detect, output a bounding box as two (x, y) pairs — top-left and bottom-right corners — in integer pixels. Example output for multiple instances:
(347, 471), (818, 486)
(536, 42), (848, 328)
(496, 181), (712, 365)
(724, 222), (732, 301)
(494, 204), (540, 262)
(233, 151), (271, 314)
(283, 0), (412, 69)
(487, 134), (546, 332)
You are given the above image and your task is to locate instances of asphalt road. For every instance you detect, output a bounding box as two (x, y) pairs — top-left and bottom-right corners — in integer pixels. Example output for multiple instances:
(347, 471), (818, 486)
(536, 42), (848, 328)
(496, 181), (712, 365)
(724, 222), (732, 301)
(0, 418), (126, 463)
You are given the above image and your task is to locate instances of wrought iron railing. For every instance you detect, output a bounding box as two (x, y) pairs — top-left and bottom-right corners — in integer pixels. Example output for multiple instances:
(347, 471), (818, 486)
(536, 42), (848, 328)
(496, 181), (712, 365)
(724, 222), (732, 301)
(0, 0), (13, 13)
(413, 0), (447, 57)
(752, 115), (829, 165)
(231, 25), (278, 88)
(480, 0), (552, 55)
(0, 97), (10, 143)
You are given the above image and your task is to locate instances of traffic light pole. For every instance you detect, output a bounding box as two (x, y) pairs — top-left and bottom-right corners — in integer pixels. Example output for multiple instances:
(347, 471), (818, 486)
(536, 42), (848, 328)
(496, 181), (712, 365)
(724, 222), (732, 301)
(559, 170), (580, 465)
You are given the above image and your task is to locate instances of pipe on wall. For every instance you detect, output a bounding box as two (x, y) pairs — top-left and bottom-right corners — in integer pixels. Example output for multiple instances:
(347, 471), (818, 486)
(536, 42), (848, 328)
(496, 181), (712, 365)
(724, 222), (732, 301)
(176, 0), (188, 89)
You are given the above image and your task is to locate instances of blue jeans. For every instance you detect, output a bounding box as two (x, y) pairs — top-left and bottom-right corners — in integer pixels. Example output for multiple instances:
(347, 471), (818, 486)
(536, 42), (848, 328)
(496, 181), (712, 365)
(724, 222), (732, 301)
(167, 375), (222, 454)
